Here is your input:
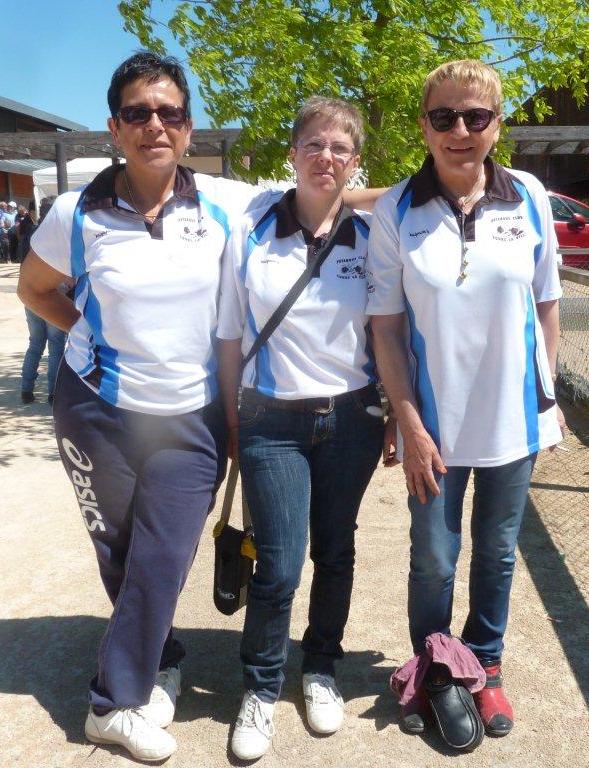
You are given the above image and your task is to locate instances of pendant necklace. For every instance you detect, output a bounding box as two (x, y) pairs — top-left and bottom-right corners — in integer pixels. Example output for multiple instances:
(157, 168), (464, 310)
(123, 171), (160, 223)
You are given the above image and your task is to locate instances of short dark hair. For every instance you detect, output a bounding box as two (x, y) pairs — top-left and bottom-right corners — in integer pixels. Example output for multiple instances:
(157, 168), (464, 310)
(107, 51), (191, 120)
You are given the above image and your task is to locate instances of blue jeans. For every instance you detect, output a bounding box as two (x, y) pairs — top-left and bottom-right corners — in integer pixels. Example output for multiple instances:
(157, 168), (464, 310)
(238, 386), (384, 702)
(408, 454), (536, 664)
(21, 307), (66, 395)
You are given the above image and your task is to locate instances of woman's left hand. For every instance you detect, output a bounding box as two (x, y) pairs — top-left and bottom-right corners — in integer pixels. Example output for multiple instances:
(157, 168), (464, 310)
(382, 416), (399, 467)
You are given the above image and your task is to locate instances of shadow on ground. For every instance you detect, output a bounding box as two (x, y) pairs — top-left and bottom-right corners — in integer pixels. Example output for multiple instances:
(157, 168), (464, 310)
(519, 498), (589, 710)
(0, 352), (58, 467)
(0, 617), (400, 748)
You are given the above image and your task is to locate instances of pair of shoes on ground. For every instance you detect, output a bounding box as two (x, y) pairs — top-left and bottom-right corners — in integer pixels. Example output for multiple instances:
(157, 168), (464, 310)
(231, 673), (344, 761)
(85, 666), (181, 762)
(400, 662), (513, 750)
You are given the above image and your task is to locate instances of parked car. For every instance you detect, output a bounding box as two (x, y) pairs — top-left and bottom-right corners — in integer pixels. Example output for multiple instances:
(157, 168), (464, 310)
(548, 191), (589, 269)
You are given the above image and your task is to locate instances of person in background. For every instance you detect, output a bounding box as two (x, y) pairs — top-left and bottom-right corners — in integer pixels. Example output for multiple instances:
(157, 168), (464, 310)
(0, 202), (9, 262)
(5, 201), (19, 262)
(17, 200), (37, 261)
(217, 96), (395, 760)
(19, 197), (67, 404)
(367, 59), (563, 742)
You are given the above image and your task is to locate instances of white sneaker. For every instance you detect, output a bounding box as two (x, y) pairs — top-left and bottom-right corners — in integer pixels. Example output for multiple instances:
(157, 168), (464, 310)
(231, 691), (275, 760)
(302, 673), (344, 734)
(85, 707), (177, 762)
(139, 666), (181, 728)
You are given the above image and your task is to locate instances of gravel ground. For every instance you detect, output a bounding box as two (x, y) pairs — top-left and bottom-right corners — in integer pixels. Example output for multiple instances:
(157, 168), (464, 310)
(1, 264), (587, 768)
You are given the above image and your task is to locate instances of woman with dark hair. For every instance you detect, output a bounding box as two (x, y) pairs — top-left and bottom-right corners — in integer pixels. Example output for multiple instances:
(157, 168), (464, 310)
(17, 51), (290, 762)
(18, 52), (384, 762)
(368, 59), (563, 748)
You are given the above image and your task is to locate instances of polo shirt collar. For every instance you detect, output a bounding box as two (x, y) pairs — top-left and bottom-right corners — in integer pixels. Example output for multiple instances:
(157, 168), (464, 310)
(409, 154), (523, 208)
(273, 188), (356, 247)
(80, 164), (197, 213)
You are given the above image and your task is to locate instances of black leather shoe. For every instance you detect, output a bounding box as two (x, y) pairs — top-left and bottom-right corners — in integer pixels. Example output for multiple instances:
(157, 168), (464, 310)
(425, 663), (484, 752)
(21, 391), (35, 404)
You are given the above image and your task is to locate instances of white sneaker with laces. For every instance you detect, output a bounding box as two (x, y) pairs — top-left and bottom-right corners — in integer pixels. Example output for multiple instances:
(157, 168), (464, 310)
(139, 666), (181, 728)
(302, 673), (344, 734)
(85, 707), (177, 761)
(231, 691), (276, 760)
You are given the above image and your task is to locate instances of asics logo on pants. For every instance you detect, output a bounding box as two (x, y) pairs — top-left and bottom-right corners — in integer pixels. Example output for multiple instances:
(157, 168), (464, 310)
(61, 437), (106, 533)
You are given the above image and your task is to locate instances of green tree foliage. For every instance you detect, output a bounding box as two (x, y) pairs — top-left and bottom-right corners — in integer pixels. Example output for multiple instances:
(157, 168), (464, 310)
(119, 0), (589, 185)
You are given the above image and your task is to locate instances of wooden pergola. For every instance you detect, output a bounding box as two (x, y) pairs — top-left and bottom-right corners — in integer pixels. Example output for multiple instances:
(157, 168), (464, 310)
(0, 128), (241, 191)
(0, 125), (588, 192)
(508, 126), (589, 155)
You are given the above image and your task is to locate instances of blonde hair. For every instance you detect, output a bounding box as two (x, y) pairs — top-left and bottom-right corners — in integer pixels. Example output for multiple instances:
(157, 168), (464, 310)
(421, 60), (503, 115)
(291, 96), (365, 152)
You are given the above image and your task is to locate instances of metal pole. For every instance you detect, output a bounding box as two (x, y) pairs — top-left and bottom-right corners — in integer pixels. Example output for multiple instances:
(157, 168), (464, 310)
(55, 142), (68, 194)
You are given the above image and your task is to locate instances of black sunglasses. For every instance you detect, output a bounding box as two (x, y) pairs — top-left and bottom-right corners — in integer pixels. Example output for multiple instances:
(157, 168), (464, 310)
(118, 105), (187, 126)
(425, 107), (496, 133)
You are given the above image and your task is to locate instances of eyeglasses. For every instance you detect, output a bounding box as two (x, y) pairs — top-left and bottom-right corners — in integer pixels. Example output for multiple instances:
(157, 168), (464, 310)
(296, 140), (356, 163)
(425, 107), (496, 133)
(118, 105), (188, 126)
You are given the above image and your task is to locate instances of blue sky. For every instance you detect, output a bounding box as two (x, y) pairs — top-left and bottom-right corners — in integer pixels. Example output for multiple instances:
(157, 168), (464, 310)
(3, 1), (209, 130)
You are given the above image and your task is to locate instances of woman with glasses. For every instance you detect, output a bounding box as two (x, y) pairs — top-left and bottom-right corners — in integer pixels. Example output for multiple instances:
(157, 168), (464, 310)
(217, 96), (394, 760)
(367, 60), (563, 746)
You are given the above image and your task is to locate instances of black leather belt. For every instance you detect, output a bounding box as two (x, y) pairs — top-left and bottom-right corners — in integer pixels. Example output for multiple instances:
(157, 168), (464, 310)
(241, 384), (376, 414)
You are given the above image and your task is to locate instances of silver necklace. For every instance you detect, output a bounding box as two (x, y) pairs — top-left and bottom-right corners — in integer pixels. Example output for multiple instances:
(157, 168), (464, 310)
(123, 171), (159, 222)
(440, 168), (486, 283)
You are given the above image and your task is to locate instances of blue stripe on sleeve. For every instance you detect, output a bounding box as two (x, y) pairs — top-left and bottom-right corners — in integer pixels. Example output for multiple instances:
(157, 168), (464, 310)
(241, 209), (278, 395)
(512, 179), (542, 265)
(198, 190), (230, 240)
(70, 198), (87, 277)
(405, 298), (441, 450)
(353, 216), (369, 239)
(243, 210), (277, 282)
(397, 186), (413, 226)
(83, 280), (121, 404)
(523, 289), (540, 451)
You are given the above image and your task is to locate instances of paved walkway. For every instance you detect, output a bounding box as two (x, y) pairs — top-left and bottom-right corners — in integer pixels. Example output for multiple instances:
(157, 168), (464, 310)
(1, 264), (587, 767)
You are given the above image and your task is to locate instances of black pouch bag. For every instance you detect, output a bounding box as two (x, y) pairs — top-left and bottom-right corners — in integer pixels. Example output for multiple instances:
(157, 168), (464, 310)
(213, 461), (256, 615)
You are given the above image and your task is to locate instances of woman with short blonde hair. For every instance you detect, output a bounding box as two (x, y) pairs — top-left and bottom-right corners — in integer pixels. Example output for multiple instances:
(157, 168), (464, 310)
(368, 59), (563, 749)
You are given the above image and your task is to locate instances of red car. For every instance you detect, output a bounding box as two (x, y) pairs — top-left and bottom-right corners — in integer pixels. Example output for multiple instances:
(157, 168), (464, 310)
(548, 191), (589, 269)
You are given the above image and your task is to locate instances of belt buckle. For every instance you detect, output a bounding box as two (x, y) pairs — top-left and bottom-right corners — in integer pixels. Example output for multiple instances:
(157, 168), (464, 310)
(313, 397), (334, 415)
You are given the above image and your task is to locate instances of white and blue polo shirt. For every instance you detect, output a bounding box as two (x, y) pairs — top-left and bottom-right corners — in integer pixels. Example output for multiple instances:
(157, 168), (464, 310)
(217, 189), (376, 398)
(367, 157), (562, 467)
(31, 164), (283, 415)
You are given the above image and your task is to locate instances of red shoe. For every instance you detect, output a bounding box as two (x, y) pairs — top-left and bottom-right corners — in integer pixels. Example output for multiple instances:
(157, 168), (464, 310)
(473, 664), (513, 736)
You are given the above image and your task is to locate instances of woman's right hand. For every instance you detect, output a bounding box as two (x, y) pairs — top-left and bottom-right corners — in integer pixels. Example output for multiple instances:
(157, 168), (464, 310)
(402, 428), (446, 504)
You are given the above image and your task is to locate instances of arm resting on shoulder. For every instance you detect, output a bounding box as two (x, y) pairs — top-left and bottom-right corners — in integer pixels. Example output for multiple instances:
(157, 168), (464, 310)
(17, 251), (79, 332)
(342, 187), (389, 211)
(371, 313), (446, 502)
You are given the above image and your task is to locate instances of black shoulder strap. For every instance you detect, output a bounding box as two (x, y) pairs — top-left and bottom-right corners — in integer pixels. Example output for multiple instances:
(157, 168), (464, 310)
(242, 206), (355, 368)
